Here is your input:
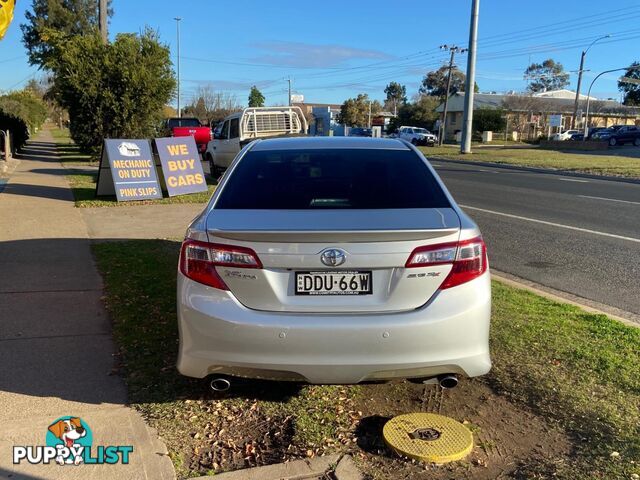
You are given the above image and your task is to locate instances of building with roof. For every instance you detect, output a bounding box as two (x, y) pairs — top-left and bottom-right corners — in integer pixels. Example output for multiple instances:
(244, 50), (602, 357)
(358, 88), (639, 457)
(436, 90), (640, 141)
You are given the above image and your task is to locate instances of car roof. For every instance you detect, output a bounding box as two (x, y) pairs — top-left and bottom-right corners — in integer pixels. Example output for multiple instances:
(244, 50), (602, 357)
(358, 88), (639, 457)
(250, 136), (411, 151)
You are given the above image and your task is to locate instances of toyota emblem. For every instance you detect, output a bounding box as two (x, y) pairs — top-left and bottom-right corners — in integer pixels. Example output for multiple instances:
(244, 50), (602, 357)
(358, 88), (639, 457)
(320, 248), (346, 267)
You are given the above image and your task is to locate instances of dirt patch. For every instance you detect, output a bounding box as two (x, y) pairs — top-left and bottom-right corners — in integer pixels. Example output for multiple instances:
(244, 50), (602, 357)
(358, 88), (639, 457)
(352, 379), (572, 479)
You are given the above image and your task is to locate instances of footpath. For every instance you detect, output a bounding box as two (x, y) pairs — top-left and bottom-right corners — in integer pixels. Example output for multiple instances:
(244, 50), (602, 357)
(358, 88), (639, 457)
(0, 128), (175, 479)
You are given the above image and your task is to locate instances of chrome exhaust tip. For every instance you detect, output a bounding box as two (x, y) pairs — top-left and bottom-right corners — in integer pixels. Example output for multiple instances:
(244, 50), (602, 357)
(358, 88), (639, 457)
(210, 377), (231, 392)
(438, 375), (459, 389)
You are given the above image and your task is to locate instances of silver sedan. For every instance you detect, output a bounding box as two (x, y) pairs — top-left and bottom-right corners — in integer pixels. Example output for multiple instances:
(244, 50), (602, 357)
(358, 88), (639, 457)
(177, 137), (491, 387)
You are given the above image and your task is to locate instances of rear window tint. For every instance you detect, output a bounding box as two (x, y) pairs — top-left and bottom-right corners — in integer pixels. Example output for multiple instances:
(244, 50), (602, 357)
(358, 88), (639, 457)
(215, 148), (451, 209)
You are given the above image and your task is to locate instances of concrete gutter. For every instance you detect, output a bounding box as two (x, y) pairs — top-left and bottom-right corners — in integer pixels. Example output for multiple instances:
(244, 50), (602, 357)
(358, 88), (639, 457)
(193, 454), (363, 480)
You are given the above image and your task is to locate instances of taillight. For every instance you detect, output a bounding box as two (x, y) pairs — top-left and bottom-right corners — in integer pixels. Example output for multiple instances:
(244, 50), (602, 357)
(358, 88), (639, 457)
(179, 239), (262, 290)
(406, 236), (487, 289)
(209, 129), (213, 141)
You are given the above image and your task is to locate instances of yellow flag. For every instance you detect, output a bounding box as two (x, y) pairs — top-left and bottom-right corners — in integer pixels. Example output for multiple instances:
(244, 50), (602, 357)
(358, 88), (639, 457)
(0, 0), (16, 41)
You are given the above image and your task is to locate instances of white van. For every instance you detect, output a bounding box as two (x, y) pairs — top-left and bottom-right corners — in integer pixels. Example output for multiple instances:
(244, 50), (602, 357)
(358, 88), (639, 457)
(206, 106), (307, 175)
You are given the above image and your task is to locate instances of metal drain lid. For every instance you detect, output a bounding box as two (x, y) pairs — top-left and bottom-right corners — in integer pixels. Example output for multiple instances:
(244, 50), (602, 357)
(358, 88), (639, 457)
(383, 413), (473, 463)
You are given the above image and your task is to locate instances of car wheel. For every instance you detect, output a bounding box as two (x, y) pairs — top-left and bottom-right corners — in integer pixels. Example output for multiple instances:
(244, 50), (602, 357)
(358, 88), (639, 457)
(609, 138), (617, 146)
(206, 154), (220, 178)
(634, 138), (640, 147)
(411, 138), (418, 145)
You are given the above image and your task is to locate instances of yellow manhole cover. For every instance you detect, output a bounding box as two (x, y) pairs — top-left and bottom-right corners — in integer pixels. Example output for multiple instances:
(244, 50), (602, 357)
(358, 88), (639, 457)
(383, 413), (473, 463)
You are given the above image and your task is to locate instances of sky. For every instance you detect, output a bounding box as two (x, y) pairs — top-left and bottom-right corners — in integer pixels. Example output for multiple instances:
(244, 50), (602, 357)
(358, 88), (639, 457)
(1, 0), (640, 108)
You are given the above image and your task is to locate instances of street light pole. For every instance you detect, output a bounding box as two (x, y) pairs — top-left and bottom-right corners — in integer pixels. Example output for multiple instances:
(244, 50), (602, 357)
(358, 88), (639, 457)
(174, 17), (182, 118)
(571, 35), (610, 129)
(461, 0), (479, 154)
(439, 44), (467, 146)
(583, 65), (640, 140)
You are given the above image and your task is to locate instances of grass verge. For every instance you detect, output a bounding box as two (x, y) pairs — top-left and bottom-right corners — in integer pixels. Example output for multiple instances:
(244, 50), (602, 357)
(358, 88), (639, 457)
(420, 145), (640, 178)
(92, 239), (640, 479)
(50, 127), (97, 166)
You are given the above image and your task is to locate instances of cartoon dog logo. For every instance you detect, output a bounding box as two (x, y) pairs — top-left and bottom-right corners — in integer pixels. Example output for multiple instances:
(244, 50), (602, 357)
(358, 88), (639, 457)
(48, 417), (87, 465)
(117, 142), (141, 157)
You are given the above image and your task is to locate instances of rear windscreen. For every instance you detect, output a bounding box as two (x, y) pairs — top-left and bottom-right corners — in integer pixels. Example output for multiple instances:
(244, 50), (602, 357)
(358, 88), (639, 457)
(215, 148), (451, 209)
(168, 118), (200, 128)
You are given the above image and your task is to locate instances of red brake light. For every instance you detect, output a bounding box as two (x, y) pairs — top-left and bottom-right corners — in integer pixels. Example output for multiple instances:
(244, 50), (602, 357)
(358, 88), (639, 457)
(179, 239), (262, 290)
(406, 236), (487, 289)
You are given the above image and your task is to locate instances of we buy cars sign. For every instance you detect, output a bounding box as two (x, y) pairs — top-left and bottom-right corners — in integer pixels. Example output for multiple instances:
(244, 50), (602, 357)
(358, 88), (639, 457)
(155, 137), (208, 197)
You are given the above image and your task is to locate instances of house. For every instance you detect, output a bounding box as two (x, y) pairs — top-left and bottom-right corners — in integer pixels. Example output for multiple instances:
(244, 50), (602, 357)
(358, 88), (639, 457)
(435, 90), (640, 141)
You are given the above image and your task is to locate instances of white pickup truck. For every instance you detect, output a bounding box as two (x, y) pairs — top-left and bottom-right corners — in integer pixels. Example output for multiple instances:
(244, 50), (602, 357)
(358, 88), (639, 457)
(206, 106), (307, 175)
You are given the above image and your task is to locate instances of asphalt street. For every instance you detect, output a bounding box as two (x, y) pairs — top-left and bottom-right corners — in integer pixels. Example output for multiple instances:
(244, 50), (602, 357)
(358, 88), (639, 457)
(428, 158), (640, 319)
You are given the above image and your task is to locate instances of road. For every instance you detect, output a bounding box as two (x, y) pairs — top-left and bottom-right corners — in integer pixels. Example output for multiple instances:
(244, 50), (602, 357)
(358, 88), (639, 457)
(429, 159), (640, 320)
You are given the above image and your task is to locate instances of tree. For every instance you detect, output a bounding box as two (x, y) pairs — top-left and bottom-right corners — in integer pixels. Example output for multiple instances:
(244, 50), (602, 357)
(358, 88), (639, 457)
(472, 107), (506, 134)
(420, 65), (467, 97)
(524, 59), (570, 93)
(0, 89), (48, 150)
(184, 85), (242, 124)
(387, 95), (439, 133)
(48, 28), (175, 151)
(248, 86), (265, 108)
(337, 94), (382, 127)
(384, 82), (407, 116)
(619, 62), (640, 106)
(21, 0), (112, 69)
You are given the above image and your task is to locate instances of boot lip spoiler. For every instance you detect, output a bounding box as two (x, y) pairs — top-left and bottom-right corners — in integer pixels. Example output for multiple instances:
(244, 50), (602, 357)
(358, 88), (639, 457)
(206, 228), (460, 243)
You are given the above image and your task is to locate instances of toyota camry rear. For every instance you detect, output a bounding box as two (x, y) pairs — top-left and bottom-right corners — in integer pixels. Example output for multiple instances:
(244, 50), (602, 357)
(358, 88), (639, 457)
(177, 137), (491, 385)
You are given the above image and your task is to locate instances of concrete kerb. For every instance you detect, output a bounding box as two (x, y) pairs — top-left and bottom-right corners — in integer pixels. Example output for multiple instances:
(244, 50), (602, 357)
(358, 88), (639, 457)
(491, 270), (639, 327)
(192, 454), (363, 480)
(427, 156), (640, 185)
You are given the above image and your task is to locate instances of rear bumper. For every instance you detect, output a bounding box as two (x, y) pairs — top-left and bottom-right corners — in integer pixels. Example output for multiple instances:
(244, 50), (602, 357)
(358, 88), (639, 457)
(176, 272), (491, 384)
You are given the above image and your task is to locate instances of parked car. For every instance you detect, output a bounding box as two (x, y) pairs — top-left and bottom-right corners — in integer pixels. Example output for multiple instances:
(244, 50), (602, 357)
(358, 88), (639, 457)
(551, 129), (581, 141)
(570, 127), (610, 141)
(164, 117), (212, 155)
(591, 125), (640, 146)
(348, 127), (372, 137)
(177, 136), (491, 388)
(205, 106), (307, 176)
(398, 126), (437, 146)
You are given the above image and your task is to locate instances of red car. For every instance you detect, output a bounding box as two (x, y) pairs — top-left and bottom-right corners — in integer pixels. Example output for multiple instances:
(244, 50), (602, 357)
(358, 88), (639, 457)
(165, 117), (212, 154)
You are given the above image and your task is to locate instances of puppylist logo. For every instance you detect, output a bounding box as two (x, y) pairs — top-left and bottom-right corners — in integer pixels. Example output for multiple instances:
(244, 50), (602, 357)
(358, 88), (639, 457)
(13, 416), (133, 466)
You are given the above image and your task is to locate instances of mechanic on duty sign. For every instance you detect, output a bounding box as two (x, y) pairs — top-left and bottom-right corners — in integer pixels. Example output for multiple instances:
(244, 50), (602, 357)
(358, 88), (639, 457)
(155, 137), (207, 197)
(97, 139), (162, 201)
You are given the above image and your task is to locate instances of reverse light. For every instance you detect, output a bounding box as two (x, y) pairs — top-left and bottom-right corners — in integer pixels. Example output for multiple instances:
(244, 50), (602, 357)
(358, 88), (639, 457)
(406, 236), (487, 289)
(179, 239), (262, 290)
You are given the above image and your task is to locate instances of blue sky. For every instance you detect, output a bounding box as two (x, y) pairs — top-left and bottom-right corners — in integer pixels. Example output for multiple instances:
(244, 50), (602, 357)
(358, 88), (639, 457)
(1, 0), (639, 108)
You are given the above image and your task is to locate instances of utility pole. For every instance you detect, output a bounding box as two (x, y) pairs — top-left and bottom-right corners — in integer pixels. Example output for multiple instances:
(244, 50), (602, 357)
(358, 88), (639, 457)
(461, 0), (479, 154)
(99, 0), (107, 44)
(368, 100), (372, 128)
(439, 44), (467, 146)
(571, 35), (610, 129)
(288, 77), (292, 106)
(174, 17), (182, 118)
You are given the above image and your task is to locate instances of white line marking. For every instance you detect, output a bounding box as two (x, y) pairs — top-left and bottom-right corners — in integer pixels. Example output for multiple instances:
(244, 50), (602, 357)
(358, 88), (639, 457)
(558, 178), (589, 183)
(459, 204), (640, 244)
(578, 195), (640, 206)
(431, 164), (443, 167)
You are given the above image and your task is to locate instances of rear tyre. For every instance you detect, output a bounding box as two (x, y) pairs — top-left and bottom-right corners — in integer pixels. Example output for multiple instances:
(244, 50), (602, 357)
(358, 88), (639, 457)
(206, 154), (221, 179)
(411, 138), (418, 145)
(609, 137), (617, 146)
(634, 138), (640, 147)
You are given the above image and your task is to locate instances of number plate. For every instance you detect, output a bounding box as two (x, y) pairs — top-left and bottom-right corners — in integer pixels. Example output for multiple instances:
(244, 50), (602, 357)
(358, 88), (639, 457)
(295, 271), (372, 295)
